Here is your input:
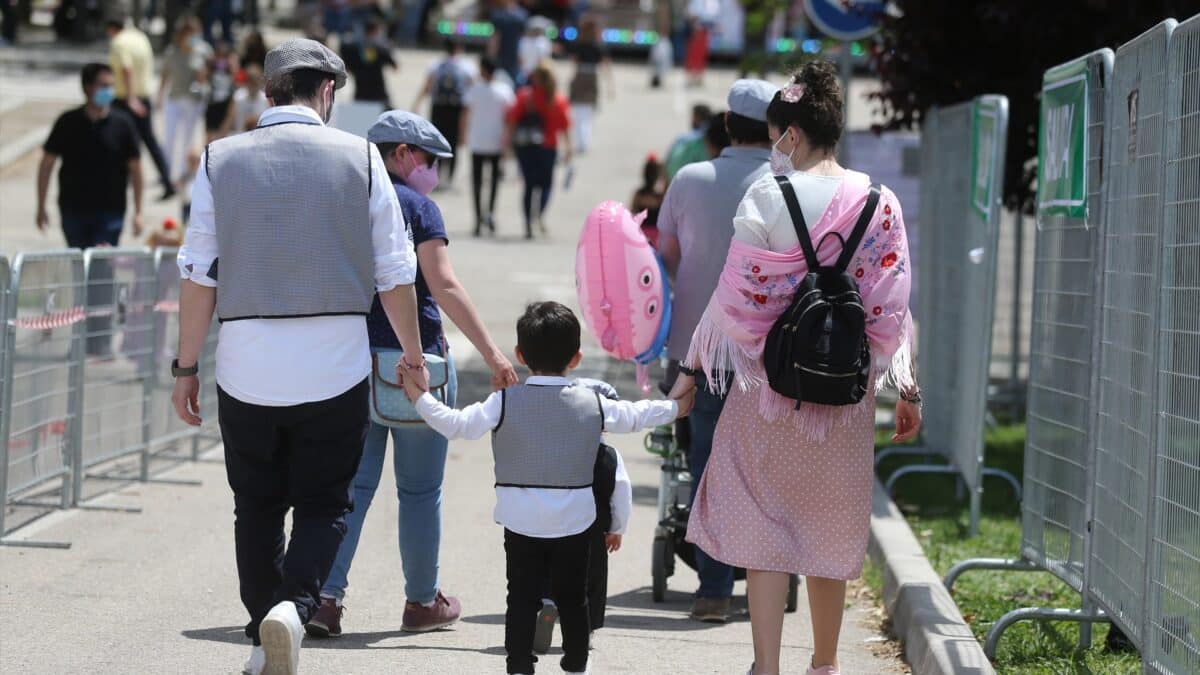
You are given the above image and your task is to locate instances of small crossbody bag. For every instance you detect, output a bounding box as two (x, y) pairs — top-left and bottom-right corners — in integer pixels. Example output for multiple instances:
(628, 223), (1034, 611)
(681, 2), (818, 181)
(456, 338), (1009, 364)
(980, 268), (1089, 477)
(369, 350), (450, 427)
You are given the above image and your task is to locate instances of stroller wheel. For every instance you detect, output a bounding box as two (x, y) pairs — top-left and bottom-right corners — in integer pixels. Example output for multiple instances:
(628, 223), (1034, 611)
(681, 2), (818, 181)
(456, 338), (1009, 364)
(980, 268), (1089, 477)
(652, 536), (672, 602)
(785, 574), (800, 613)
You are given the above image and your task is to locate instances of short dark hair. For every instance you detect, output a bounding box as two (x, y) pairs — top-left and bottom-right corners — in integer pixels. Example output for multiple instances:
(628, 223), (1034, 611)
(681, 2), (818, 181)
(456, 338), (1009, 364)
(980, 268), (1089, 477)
(704, 111), (731, 153)
(765, 60), (844, 150)
(265, 68), (334, 105)
(81, 62), (112, 89)
(516, 301), (581, 374)
(480, 55), (498, 78)
(692, 103), (713, 127)
(724, 111), (769, 144)
(444, 38), (461, 53)
(104, 14), (126, 30)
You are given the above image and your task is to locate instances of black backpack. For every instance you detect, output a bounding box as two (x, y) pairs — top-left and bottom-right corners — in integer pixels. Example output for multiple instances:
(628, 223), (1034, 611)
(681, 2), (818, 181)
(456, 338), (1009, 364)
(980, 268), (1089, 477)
(432, 62), (466, 107)
(763, 175), (880, 408)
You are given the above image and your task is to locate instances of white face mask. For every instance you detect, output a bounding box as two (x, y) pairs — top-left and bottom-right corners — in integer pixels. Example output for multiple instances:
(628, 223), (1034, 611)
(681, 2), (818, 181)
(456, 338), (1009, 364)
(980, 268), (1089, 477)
(770, 130), (795, 176)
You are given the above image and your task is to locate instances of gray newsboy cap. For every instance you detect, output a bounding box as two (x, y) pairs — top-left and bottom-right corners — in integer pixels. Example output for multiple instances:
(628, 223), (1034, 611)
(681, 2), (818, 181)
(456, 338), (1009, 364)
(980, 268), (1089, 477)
(265, 38), (348, 90)
(727, 79), (779, 122)
(367, 110), (454, 158)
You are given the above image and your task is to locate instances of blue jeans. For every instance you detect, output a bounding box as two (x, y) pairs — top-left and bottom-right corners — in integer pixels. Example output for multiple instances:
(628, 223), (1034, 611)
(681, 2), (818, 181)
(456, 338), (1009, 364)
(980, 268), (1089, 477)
(60, 207), (123, 248)
(689, 373), (735, 599)
(322, 353), (458, 604)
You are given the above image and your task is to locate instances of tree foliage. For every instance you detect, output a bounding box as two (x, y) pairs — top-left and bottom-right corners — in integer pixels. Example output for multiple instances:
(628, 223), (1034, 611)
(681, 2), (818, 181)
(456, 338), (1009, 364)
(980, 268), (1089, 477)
(868, 0), (1200, 211)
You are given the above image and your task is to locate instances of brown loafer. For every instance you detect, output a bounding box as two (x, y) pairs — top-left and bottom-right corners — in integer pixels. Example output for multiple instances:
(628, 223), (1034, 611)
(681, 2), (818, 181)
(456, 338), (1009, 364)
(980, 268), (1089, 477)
(304, 597), (344, 638)
(690, 597), (732, 623)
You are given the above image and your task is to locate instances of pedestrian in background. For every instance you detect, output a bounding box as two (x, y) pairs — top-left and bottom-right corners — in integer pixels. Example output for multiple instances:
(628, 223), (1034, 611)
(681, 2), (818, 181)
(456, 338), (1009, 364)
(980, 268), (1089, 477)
(106, 14), (174, 199)
(203, 0), (234, 45)
(517, 16), (553, 84)
(462, 55), (515, 236)
(204, 40), (240, 142)
(506, 60), (572, 239)
(172, 38), (428, 675)
(683, 0), (717, 87)
(664, 103), (712, 181)
(656, 80), (777, 625)
(567, 15), (613, 155)
(306, 110), (518, 641)
(37, 62), (144, 247)
(489, 0), (529, 83)
(221, 63), (268, 134)
(241, 30), (268, 69)
(158, 15), (211, 183)
(629, 152), (664, 246)
(343, 18), (398, 107)
(703, 109), (731, 158)
(414, 40), (475, 185)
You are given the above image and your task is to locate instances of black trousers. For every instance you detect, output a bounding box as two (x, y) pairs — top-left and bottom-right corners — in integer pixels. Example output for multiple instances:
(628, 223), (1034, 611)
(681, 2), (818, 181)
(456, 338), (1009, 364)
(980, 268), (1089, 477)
(471, 152), (501, 230)
(218, 379), (369, 645)
(113, 97), (172, 189)
(505, 528), (591, 674)
(587, 529), (608, 630)
(430, 103), (463, 181)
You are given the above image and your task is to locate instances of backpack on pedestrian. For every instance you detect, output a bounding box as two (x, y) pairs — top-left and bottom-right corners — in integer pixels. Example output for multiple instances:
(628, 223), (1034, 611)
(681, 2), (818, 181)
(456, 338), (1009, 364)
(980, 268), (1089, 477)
(511, 93), (546, 147)
(762, 174), (880, 408)
(432, 61), (467, 107)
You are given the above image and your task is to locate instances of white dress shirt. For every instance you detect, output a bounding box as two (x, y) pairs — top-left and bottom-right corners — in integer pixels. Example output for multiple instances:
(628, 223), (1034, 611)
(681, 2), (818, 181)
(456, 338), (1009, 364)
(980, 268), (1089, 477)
(178, 105), (416, 406)
(415, 375), (677, 538)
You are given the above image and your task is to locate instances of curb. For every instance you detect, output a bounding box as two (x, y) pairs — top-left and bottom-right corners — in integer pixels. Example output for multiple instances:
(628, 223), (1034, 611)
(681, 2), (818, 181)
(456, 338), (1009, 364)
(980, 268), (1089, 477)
(0, 125), (49, 170)
(867, 479), (996, 675)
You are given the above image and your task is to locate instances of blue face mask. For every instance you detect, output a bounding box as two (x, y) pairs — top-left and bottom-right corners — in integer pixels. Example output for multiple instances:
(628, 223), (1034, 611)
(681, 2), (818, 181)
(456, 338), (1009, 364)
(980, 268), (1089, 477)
(92, 86), (115, 107)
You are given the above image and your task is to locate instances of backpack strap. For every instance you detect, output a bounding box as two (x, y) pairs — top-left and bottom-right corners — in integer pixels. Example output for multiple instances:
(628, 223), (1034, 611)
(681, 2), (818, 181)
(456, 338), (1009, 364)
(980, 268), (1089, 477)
(774, 175), (819, 271)
(836, 183), (881, 271)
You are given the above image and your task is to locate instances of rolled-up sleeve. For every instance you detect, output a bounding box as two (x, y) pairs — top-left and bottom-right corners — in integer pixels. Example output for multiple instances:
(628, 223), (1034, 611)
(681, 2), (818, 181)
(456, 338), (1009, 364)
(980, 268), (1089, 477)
(177, 151), (218, 287)
(369, 143), (417, 291)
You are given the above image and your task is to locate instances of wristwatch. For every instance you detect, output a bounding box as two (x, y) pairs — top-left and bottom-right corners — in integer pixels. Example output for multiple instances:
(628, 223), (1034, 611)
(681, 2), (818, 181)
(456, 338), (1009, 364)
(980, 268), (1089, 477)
(171, 359), (199, 378)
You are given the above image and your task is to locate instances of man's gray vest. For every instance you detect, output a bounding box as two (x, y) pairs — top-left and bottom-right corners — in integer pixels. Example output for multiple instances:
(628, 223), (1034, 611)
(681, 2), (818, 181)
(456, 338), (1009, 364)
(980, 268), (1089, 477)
(206, 121), (374, 321)
(492, 384), (603, 489)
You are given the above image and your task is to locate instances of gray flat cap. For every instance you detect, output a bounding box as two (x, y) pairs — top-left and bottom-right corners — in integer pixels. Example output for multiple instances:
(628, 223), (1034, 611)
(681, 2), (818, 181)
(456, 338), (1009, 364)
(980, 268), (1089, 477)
(727, 79), (779, 122)
(367, 110), (453, 158)
(265, 38), (348, 89)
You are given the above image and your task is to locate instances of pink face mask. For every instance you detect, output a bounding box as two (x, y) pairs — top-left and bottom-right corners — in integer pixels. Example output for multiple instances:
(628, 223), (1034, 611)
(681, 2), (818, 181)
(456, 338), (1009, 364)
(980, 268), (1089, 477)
(404, 151), (440, 195)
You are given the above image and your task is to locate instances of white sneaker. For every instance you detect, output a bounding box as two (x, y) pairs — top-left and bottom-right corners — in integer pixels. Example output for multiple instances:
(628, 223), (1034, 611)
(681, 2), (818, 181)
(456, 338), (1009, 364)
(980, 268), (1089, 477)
(260, 601), (303, 675)
(242, 646), (265, 675)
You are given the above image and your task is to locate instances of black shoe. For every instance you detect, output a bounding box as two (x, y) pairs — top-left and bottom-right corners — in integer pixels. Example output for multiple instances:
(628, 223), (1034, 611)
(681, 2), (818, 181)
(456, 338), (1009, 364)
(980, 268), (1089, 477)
(159, 187), (177, 201)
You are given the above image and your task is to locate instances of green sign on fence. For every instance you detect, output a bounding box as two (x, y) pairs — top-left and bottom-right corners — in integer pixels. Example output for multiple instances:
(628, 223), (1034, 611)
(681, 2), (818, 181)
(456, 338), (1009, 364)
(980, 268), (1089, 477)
(970, 100), (1001, 221)
(1037, 59), (1089, 218)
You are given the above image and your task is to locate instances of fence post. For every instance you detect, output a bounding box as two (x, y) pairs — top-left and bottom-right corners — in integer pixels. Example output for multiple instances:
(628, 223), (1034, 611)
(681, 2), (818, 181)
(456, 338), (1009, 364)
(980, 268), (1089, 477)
(0, 256), (12, 538)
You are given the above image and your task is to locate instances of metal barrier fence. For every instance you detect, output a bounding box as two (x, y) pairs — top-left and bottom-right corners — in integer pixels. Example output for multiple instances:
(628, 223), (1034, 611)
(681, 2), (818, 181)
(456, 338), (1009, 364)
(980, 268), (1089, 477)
(75, 249), (156, 501)
(943, 17), (1200, 672)
(0, 251), (86, 544)
(1091, 18), (1176, 648)
(1149, 13), (1200, 672)
(877, 94), (1020, 536)
(943, 47), (1116, 654)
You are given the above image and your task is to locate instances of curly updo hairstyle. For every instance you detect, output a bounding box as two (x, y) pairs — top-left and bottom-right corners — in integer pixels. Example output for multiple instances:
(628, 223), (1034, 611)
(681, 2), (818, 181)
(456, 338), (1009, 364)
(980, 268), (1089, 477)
(765, 60), (844, 151)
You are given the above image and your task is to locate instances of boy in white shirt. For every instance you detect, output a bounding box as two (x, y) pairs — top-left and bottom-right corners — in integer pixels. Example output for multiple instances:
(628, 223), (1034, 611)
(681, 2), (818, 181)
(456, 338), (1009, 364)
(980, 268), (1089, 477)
(403, 301), (693, 675)
(461, 56), (515, 235)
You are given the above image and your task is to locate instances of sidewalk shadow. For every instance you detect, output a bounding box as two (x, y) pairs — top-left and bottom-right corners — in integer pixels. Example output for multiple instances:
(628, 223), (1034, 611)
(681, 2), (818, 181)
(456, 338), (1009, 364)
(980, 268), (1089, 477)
(181, 626), (504, 654)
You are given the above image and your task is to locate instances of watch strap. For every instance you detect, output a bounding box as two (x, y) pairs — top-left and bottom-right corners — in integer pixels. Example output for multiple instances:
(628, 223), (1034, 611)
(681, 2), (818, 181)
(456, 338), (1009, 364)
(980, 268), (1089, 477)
(171, 359), (199, 377)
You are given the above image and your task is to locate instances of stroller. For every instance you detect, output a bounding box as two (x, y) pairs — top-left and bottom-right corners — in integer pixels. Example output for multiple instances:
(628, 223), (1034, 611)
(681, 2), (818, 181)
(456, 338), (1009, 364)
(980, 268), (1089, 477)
(645, 420), (799, 611)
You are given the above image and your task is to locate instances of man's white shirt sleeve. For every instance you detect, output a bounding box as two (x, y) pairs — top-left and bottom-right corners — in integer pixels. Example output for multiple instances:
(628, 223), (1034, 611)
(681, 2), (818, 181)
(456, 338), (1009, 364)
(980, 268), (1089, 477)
(368, 142), (416, 291)
(178, 151), (218, 286)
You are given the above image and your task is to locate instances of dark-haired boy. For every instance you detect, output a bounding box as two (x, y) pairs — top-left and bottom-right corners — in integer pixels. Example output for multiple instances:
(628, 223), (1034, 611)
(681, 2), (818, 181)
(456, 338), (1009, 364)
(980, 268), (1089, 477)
(403, 301), (694, 675)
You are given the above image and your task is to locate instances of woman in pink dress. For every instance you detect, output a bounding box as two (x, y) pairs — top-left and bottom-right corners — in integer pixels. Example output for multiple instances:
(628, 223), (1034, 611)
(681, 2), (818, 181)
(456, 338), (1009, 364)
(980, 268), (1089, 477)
(669, 62), (923, 675)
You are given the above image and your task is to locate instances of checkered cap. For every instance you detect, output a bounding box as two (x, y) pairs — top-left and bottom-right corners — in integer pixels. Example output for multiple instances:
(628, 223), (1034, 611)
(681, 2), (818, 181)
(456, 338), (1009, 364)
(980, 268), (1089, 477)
(265, 38), (348, 89)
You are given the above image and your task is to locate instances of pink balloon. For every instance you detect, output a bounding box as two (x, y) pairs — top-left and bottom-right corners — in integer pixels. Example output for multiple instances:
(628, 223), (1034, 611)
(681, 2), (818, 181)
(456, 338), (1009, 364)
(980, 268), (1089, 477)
(576, 201), (671, 365)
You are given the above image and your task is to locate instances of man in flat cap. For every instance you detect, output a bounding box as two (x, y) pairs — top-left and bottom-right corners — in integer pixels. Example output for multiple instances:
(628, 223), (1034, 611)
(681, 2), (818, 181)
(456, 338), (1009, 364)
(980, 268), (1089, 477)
(306, 110), (517, 640)
(171, 38), (428, 675)
(655, 78), (778, 624)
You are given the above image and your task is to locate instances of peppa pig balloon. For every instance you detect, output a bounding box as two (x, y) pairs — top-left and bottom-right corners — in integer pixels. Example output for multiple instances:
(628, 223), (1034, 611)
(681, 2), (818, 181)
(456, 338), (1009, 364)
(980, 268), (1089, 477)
(576, 201), (671, 391)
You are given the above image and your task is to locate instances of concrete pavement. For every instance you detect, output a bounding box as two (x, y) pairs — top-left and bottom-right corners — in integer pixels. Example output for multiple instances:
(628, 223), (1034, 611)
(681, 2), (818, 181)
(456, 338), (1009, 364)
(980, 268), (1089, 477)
(0, 47), (905, 673)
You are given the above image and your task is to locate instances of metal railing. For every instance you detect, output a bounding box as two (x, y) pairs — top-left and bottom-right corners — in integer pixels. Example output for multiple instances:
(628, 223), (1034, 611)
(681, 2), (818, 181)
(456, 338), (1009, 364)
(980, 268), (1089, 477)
(943, 17), (1200, 672)
(0, 247), (213, 546)
(876, 94), (1021, 536)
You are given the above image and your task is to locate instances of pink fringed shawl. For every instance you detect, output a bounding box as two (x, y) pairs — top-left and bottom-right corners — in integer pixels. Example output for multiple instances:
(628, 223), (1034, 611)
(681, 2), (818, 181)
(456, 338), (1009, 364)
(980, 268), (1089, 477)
(688, 171), (915, 440)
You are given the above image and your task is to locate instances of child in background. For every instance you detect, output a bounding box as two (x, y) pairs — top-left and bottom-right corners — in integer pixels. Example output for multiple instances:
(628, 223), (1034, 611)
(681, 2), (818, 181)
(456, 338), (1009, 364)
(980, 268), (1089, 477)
(221, 64), (268, 135)
(630, 153), (665, 247)
(403, 301), (694, 675)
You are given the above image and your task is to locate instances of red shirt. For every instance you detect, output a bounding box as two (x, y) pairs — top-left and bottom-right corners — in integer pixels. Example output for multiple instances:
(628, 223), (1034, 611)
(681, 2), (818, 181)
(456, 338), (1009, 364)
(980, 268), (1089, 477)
(507, 85), (571, 149)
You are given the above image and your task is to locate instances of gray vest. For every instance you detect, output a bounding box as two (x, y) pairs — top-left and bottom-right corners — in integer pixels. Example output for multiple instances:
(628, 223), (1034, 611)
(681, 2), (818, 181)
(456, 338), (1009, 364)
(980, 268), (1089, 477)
(492, 384), (604, 489)
(207, 121), (374, 321)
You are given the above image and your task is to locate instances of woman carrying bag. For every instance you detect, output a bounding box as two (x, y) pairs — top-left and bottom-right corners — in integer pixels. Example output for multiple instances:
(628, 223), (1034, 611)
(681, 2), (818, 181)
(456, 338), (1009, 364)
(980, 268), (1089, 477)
(307, 111), (518, 638)
(669, 62), (923, 675)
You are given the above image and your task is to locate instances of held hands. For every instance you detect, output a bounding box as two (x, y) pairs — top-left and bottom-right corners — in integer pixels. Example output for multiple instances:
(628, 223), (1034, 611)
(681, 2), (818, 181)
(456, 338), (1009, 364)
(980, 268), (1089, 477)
(667, 372), (697, 419)
(605, 533), (622, 553)
(397, 361), (431, 404)
(171, 374), (201, 426)
(892, 398), (922, 444)
(487, 350), (519, 391)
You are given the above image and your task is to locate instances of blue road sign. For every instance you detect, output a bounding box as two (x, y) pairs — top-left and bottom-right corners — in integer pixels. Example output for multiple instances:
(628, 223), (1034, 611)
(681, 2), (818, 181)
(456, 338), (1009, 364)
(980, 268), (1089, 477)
(803, 0), (884, 41)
